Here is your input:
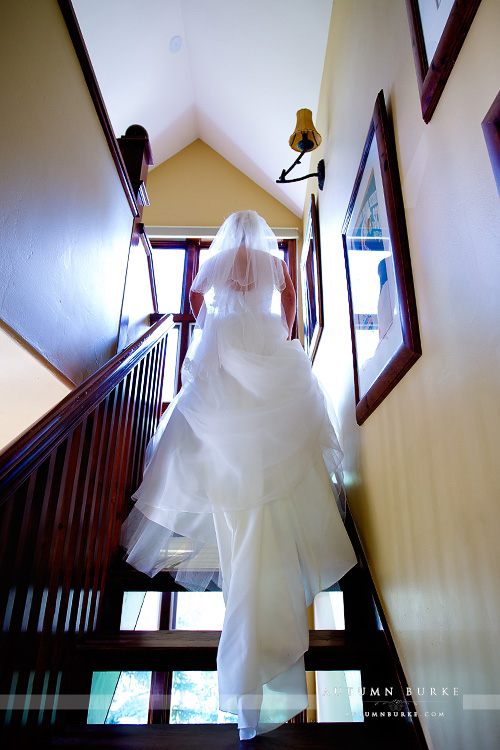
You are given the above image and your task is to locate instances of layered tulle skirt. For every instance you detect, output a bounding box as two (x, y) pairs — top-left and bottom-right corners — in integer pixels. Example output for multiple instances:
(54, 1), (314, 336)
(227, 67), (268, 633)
(121, 306), (357, 736)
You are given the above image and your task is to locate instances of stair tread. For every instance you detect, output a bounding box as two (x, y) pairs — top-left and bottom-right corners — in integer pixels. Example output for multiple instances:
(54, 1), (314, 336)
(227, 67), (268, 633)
(50, 721), (420, 749)
(107, 565), (193, 592)
(76, 630), (387, 671)
(79, 629), (384, 649)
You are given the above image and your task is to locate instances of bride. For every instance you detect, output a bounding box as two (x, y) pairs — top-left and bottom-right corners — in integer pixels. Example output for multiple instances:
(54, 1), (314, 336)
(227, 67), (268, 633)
(121, 210), (357, 739)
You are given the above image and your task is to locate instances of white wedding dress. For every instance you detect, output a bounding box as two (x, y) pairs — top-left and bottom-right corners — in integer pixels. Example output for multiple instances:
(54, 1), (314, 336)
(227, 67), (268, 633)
(121, 211), (357, 739)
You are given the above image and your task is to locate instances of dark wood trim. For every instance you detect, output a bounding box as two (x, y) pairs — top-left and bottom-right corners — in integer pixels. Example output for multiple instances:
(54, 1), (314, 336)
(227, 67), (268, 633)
(482, 90), (500, 197)
(148, 593), (175, 724)
(301, 195), (323, 359)
(149, 670), (172, 724)
(405, 0), (483, 123)
(183, 241), (199, 314)
(150, 239), (211, 251)
(106, 564), (195, 592)
(76, 629), (387, 671)
(0, 315), (174, 503)
(57, 0), (139, 216)
(344, 509), (428, 749)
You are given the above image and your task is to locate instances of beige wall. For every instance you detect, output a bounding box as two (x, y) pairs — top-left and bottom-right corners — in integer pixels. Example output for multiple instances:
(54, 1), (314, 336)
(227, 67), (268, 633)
(143, 139), (301, 231)
(0, 0), (134, 390)
(0, 323), (72, 451)
(308, 1), (500, 748)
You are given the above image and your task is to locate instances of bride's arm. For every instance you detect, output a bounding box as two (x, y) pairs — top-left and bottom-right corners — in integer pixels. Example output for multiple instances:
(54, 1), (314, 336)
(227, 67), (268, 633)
(281, 261), (296, 339)
(190, 289), (205, 319)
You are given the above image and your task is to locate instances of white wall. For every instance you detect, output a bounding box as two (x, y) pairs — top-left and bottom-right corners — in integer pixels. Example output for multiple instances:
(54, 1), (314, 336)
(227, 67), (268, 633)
(0, 0), (135, 387)
(309, 1), (500, 748)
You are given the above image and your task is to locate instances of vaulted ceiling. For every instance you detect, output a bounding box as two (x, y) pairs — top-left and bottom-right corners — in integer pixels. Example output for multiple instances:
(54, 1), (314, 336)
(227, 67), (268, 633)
(73, 0), (333, 217)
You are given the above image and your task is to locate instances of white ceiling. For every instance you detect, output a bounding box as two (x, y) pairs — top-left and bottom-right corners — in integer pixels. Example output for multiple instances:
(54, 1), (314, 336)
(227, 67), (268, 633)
(73, 0), (333, 217)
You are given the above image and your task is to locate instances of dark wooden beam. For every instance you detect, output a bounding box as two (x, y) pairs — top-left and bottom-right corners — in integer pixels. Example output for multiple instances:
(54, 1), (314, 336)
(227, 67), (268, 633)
(57, 0), (139, 216)
(76, 629), (387, 672)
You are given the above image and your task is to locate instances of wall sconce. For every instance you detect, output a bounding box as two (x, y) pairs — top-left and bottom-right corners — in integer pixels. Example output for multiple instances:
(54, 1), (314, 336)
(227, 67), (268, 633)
(277, 109), (325, 190)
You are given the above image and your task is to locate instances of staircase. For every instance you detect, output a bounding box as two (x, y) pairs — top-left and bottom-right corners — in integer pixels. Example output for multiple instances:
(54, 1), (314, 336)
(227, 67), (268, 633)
(0, 313), (427, 749)
(48, 539), (427, 748)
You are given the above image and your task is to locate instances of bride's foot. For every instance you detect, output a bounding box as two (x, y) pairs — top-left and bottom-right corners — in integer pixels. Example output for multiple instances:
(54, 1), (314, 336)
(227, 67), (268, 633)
(239, 727), (257, 741)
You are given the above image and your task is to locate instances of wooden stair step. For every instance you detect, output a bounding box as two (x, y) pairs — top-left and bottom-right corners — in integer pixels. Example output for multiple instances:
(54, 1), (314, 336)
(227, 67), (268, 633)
(49, 721), (421, 749)
(107, 564), (192, 592)
(76, 629), (387, 671)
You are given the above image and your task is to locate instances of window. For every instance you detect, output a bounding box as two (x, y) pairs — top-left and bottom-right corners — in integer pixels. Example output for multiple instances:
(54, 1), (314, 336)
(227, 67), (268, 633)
(88, 590), (234, 726)
(88, 587), (363, 725)
(169, 592), (236, 725)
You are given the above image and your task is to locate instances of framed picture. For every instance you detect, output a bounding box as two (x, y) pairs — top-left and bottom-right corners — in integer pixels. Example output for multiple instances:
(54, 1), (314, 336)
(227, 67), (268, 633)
(301, 194), (323, 361)
(405, 0), (482, 123)
(342, 91), (421, 425)
(482, 91), (500, 198)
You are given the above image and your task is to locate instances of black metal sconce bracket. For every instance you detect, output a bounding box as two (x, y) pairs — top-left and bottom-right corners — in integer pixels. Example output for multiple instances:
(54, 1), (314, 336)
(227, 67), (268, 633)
(277, 153), (325, 190)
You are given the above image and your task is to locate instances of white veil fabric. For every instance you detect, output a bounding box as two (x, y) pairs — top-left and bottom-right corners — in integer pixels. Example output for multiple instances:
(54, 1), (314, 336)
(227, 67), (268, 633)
(191, 209), (285, 297)
(120, 209), (357, 740)
(184, 211), (287, 380)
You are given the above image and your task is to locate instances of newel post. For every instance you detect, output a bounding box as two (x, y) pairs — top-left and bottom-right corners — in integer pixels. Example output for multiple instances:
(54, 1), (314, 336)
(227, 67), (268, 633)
(116, 126), (159, 350)
(118, 124), (154, 219)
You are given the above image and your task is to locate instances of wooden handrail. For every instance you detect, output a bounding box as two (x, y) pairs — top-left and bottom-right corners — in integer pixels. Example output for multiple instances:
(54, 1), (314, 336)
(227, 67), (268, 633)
(0, 314), (173, 504)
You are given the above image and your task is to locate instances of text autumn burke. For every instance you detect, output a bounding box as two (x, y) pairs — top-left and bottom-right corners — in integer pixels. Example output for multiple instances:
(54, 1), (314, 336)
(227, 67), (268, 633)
(326, 687), (460, 696)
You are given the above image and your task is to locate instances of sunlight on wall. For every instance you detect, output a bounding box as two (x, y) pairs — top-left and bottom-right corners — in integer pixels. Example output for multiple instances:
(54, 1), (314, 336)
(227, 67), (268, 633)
(306, 1), (500, 748)
(0, 0), (133, 390)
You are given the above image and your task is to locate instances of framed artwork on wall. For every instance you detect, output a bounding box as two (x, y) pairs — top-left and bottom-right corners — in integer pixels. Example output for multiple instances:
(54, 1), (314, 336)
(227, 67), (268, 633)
(342, 91), (421, 425)
(301, 194), (323, 361)
(482, 91), (500, 198)
(405, 0), (482, 123)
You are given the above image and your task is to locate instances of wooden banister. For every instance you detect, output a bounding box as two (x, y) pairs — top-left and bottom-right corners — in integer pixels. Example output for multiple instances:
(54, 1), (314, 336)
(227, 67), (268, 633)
(57, 0), (139, 217)
(0, 314), (173, 503)
(0, 314), (173, 738)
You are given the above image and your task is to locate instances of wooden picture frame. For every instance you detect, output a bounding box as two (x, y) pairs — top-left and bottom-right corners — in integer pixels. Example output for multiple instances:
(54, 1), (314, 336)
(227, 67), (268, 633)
(301, 194), (323, 361)
(342, 91), (421, 425)
(405, 0), (482, 123)
(482, 91), (500, 198)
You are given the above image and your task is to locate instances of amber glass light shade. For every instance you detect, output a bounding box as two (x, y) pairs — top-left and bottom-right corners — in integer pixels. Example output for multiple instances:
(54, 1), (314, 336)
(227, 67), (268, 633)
(288, 109), (322, 153)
